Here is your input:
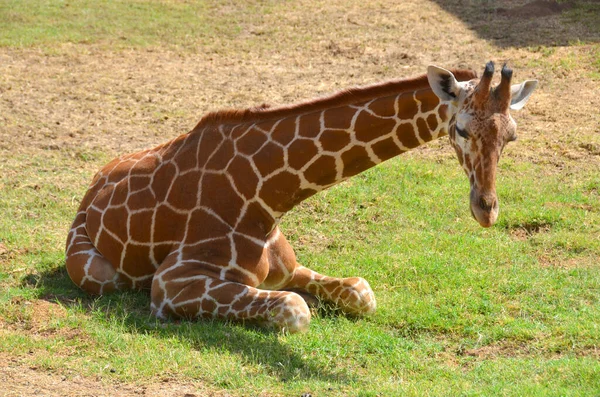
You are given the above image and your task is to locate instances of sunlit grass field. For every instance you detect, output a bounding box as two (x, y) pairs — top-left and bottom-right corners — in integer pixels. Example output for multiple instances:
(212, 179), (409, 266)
(2, 150), (598, 395)
(1, 1), (599, 396)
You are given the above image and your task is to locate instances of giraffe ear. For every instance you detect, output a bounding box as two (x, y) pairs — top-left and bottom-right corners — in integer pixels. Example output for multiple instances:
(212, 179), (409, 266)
(427, 65), (461, 102)
(509, 80), (538, 110)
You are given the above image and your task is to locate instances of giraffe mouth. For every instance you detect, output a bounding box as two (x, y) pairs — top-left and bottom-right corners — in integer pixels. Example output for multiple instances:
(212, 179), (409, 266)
(470, 189), (499, 228)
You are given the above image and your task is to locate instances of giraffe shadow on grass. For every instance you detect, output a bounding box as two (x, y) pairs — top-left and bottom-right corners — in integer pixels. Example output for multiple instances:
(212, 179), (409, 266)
(23, 265), (355, 384)
(431, 0), (599, 47)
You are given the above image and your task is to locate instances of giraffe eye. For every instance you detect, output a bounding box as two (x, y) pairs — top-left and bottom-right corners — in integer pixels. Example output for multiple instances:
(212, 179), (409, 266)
(455, 126), (469, 140)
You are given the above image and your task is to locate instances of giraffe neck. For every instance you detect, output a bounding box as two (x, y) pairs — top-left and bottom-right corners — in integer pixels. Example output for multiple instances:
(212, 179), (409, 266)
(246, 87), (454, 219)
(169, 72), (476, 238)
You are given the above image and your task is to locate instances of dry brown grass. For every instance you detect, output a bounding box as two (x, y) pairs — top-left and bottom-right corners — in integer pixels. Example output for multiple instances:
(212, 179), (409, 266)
(1, 1), (597, 166)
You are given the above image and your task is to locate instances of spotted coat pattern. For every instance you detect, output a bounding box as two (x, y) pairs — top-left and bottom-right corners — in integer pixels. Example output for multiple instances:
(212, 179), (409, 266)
(66, 69), (477, 332)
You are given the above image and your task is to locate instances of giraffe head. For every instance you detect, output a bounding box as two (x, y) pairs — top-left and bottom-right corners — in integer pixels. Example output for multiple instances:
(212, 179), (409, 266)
(427, 62), (537, 227)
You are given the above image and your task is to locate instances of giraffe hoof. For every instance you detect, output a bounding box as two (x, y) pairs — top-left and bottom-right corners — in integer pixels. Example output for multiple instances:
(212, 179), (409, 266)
(340, 277), (377, 316)
(271, 293), (311, 333)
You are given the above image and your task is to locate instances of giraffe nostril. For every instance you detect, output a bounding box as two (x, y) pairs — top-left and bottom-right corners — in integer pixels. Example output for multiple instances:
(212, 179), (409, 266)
(479, 196), (497, 212)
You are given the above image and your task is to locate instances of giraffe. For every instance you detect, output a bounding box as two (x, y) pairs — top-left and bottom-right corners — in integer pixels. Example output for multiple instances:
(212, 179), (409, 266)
(65, 62), (537, 332)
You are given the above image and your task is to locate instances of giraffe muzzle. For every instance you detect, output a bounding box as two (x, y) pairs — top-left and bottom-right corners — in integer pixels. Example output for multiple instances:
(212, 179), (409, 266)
(470, 190), (499, 228)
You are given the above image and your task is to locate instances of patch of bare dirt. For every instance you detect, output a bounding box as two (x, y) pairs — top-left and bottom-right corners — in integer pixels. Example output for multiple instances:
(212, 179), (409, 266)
(508, 222), (552, 241)
(434, 333), (600, 371)
(28, 300), (67, 327)
(462, 342), (600, 360)
(545, 201), (597, 212)
(436, 340), (600, 369)
(460, 342), (529, 359)
(0, 299), (87, 348)
(0, 353), (227, 397)
(537, 254), (596, 269)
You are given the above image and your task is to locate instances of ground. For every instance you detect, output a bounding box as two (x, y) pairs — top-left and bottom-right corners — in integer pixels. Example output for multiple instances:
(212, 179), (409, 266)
(1, 0), (599, 395)
(1, 353), (217, 397)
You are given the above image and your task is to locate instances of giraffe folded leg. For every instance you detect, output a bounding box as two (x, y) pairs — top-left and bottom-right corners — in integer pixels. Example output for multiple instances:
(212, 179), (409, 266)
(150, 259), (311, 333)
(65, 212), (123, 295)
(283, 266), (377, 316)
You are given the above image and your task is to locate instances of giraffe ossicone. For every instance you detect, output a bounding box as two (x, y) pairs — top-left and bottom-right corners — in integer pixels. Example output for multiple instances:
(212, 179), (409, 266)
(65, 62), (537, 332)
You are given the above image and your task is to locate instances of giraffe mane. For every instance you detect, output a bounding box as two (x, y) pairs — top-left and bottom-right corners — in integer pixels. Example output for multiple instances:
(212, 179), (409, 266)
(194, 69), (478, 129)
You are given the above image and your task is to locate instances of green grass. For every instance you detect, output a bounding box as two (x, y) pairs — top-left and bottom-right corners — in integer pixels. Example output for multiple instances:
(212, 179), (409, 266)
(1, 150), (599, 396)
(0, 0), (213, 48)
(0, 0), (283, 50)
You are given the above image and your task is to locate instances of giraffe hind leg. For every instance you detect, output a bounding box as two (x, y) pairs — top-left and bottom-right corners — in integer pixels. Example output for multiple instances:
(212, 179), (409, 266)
(65, 212), (123, 295)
